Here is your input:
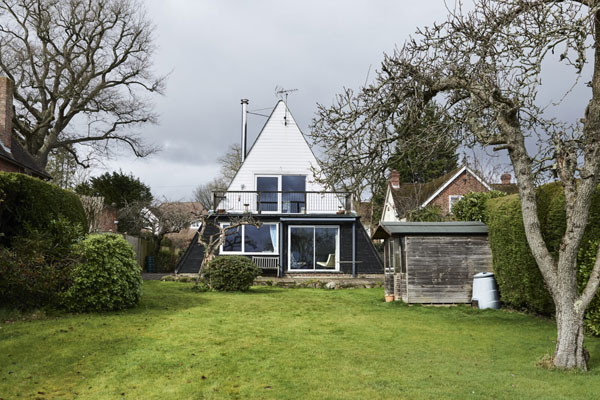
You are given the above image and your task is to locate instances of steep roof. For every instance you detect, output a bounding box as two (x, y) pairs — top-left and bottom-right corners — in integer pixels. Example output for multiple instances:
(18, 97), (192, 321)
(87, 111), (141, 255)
(0, 138), (51, 180)
(388, 167), (463, 217)
(159, 202), (206, 218)
(227, 100), (325, 192)
(372, 221), (489, 239)
(387, 166), (492, 218)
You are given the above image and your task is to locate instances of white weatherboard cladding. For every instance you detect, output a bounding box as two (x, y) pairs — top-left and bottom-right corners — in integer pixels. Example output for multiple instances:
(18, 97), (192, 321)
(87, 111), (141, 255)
(228, 101), (325, 192)
(381, 186), (401, 223)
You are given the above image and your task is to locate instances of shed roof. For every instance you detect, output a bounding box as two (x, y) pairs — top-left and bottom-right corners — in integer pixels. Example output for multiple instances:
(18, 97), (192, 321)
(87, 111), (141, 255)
(372, 221), (488, 239)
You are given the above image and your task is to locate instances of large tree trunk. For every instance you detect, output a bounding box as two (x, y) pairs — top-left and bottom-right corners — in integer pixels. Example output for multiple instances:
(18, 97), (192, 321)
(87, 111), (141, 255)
(554, 300), (588, 370)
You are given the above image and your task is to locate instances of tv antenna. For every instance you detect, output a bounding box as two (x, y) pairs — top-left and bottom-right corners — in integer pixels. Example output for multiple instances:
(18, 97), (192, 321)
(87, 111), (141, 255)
(275, 87), (298, 103)
(275, 86), (298, 126)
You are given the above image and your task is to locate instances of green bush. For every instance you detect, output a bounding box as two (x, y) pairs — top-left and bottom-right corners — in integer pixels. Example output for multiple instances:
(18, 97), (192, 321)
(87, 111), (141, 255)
(202, 256), (260, 292)
(452, 190), (506, 223)
(62, 234), (142, 312)
(486, 183), (600, 334)
(0, 172), (87, 245)
(156, 246), (179, 273)
(406, 205), (445, 222)
(0, 217), (83, 309)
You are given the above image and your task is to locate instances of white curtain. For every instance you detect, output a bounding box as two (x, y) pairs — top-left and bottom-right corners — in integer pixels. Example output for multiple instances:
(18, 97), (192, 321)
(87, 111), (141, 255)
(269, 224), (278, 252)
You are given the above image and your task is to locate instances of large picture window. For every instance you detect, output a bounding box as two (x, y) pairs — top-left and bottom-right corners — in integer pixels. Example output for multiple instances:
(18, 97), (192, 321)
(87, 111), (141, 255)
(221, 223), (278, 254)
(288, 225), (339, 271)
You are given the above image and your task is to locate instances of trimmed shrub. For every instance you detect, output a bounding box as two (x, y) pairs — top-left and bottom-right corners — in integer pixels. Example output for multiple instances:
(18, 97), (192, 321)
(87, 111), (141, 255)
(486, 183), (600, 334)
(0, 172), (87, 245)
(578, 241), (600, 336)
(62, 234), (142, 312)
(451, 190), (506, 223)
(0, 217), (83, 309)
(486, 194), (554, 314)
(202, 256), (260, 291)
(0, 247), (73, 309)
(156, 246), (179, 273)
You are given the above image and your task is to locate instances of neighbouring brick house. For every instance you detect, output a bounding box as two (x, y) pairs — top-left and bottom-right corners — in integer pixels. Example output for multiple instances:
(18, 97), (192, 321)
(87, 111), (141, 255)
(0, 77), (50, 180)
(380, 166), (515, 222)
(98, 206), (119, 232)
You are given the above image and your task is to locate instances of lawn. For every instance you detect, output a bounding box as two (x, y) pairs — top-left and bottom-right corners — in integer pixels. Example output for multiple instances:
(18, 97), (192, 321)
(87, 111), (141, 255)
(1, 282), (600, 399)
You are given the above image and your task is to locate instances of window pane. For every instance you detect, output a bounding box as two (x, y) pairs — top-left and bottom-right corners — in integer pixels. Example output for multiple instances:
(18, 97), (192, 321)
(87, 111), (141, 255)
(223, 226), (242, 252)
(257, 177), (278, 212)
(315, 227), (338, 269)
(282, 175), (305, 191)
(282, 175), (305, 213)
(290, 227), (314, 269)
(245, 224), (276, 253)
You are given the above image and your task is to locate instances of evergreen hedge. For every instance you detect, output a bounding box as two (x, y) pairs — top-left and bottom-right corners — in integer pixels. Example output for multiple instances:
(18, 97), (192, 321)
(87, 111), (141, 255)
(486, 182), (600, 333)
(0, 172), (88, 244)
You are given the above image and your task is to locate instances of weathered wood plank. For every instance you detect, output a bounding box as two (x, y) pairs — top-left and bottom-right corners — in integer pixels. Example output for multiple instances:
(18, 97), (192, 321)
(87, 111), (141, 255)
(404, 234), (492, 304)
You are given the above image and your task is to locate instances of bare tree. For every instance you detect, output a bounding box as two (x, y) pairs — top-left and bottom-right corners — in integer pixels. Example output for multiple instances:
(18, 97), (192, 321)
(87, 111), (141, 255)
(192, 177), (228, 210)
(194, 214), (261, 285)
(461, 149), (512, 186)
(79, 195), (104, 233)
(316, 0), (600, 370)
(46, 146), (90, 189)
(218, 143), (242, 184)
(191, 143), (242, 207)
(311, 92), (460, 203)
(0, 0), (165, 167)
(118, 200), (201, 249)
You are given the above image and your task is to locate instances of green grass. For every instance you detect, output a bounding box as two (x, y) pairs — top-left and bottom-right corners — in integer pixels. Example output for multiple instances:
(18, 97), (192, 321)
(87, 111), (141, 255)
(1, 282), (600, 399)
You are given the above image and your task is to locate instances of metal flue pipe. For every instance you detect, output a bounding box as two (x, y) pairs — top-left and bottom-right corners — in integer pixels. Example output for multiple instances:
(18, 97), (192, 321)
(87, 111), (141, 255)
(241, 99), (248, 162)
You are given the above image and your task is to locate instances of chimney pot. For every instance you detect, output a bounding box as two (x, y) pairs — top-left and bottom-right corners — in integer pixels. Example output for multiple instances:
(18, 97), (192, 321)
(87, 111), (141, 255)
(500, 173), (511, 185)
(390, 169), (400, 188)
(0, 77), (13, 151)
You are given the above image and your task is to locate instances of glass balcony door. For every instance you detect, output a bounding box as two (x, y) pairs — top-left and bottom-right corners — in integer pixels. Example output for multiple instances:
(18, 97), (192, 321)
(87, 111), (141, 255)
(257, 176), (279, 212)
(288, 225), (339, 271)
(282, 175), (306, 213)
(256, 175), (306, 213)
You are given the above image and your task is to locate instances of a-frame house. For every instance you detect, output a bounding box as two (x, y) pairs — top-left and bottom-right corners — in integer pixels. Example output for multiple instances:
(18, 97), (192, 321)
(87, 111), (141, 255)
(176, 100), (383, 277)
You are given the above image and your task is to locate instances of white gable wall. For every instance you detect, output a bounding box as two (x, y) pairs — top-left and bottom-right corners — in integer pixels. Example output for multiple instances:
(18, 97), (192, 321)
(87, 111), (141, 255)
(381, 185), (401, 223)
(228, 101), (325, 192)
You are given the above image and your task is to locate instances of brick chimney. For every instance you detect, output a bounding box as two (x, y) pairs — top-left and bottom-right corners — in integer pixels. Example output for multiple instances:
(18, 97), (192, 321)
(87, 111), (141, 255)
(500, 173), (511, 185)
(0, 77), (13, 151)
(390, 169), (400, 188)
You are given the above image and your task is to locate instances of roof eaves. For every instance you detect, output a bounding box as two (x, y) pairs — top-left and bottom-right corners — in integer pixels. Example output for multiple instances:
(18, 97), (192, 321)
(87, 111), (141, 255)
(420, 166), (467, 208)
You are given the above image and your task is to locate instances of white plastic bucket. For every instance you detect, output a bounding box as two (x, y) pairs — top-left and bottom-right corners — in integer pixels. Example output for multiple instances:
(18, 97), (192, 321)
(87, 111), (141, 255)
(472, 272), (500, 309)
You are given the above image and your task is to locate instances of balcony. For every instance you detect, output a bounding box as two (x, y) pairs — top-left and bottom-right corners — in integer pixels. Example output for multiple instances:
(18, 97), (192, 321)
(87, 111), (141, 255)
(213, 191), (353, 214)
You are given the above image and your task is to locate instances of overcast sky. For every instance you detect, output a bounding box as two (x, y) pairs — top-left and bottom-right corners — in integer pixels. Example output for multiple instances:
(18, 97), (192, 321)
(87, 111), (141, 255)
(95, 1), (463, 200)
(98, 0), (590, 200)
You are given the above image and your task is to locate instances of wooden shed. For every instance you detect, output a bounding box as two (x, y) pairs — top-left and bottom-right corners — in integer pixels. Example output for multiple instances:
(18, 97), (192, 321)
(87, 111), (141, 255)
(372, 222), (492, 304)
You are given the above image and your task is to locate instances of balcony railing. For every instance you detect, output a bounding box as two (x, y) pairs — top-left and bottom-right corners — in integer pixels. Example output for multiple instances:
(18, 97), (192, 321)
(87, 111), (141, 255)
(213, 191), (352, 214)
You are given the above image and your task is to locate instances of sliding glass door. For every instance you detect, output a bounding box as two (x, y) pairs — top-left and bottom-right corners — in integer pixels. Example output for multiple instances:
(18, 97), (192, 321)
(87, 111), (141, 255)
(288, 226), (339, 271)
